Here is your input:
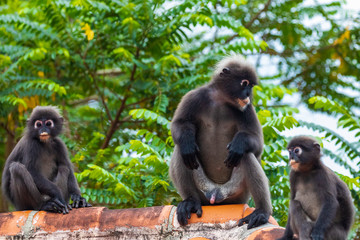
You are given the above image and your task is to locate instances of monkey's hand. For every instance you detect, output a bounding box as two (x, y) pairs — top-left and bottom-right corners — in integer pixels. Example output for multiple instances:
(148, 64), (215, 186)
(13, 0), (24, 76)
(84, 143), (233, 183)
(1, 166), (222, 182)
(179, 143), (200, 170)
(224, 142), (245, 168)
(71, 194), (92, 208)
(41, 198), (71, 214)
(238, 208), (269, 229)
(310, 229), (324, 240)
(177, 196), (203, 226)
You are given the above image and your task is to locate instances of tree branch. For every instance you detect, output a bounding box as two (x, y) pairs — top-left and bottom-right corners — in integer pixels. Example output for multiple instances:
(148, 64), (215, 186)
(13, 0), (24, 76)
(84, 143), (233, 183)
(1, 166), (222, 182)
(101, 48), (140, 149)
(82, 56), (113, 122)
(0, 123), (14, 138)
(92, 77), (113, 122)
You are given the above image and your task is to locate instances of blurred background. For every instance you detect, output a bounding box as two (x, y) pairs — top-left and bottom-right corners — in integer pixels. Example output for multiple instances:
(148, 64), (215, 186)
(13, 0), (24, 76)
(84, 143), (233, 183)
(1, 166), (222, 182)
(0, 0), (359, 237)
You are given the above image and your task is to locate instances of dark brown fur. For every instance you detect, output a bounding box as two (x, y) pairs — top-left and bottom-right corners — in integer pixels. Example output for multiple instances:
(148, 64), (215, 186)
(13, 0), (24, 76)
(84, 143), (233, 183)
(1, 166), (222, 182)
(277, 136), (355, 240)
(1, 106), (91, 213)
(169, 55), (272, 228)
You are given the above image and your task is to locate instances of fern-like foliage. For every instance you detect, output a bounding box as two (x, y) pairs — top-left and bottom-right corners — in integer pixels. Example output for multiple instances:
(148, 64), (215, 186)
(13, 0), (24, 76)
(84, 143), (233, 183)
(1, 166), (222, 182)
(77, 109), (177, 208)
(309, 96), (360, 138)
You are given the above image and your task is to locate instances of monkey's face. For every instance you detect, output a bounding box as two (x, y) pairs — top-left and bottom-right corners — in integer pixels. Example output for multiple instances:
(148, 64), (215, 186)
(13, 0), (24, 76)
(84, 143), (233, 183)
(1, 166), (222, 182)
(217, 66), (257, 111)
(34, 119), (55, 142)
(27, 107), (64, 142)
(287, 146), (303, 171)
(287, 136), (321, 172)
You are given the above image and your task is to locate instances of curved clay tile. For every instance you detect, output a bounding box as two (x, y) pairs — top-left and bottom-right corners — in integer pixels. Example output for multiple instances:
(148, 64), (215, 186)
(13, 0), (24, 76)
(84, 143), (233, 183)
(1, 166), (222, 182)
(0, 204), (284, 239)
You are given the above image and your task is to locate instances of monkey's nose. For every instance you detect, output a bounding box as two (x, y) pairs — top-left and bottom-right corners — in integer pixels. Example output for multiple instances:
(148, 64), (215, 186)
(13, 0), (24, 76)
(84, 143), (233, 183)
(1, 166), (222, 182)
(40, 132), (49, 136)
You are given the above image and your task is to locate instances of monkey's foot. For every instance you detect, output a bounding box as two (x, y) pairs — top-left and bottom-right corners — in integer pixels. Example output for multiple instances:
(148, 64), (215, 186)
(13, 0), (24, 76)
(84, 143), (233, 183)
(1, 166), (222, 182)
(41, 198), (71, 214)
(310, 231), (324, 240)
(238, 208), (269, 229)
(70, 194), (92, 208)
(177, 197), (202, 226)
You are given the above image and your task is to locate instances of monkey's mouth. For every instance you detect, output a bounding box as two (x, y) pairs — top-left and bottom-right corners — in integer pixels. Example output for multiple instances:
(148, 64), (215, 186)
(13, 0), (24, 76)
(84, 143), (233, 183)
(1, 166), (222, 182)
(236, 97), (250, 110)
(39, 132), (50, 142)
(289, 159), (300, 171)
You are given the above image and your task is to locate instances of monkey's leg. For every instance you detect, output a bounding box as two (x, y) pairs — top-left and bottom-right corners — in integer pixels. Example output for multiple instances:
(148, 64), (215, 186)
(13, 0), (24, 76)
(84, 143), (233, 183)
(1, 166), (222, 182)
(238, 153), (272, 229)
(324, 224), (348, 240)
(289, 200), (313, 240)
(54, 165), (70, 202)
(8, 162), (43, 210)
(170, 147), (203, 226)
(298, 223), (314, 240)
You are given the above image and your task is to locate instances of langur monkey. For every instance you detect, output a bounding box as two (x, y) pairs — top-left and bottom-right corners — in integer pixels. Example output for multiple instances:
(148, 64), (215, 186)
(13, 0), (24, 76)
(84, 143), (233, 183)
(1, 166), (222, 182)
(2, 106), (91, 213)
(170, 55), (272, 228)
(277, 136), (355, 240)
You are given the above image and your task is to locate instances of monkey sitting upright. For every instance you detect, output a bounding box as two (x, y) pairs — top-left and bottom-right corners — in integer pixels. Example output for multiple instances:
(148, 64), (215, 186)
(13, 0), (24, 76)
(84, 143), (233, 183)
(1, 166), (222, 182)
(170, 55), (272, 229)
(2, 106), (91, 214)
(277, 136), (355, 240)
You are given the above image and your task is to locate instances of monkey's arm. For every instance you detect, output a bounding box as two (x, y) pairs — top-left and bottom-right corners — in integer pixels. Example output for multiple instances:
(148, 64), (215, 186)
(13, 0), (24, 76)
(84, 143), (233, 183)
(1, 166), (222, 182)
(25, 162), (70, 214)
(336, 181), (355, 231)
(276, 215), (294, 240)
(170, 147), (203, 225)
(311, 194), (338, 240)
(67, 168), (92, 208)
(27, 162), (65, 201)
(55, 139), (81, 195)
(171, 89), (208, 170)
(224, 132), (262, 168)
(238, 153), (272, 229)
(55, 139), (91, 208)
(225, 106), (263, 168)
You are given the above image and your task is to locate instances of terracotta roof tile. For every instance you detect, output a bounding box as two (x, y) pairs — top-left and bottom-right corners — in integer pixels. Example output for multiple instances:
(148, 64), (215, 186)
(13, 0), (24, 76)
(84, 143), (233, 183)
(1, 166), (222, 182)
(0, 204), (284, 239)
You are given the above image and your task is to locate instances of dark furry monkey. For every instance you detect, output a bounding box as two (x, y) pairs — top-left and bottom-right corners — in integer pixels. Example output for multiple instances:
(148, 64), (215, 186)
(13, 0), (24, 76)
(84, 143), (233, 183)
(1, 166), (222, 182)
(277, 136), (355, 240)
(2, 106), (91, 214)
(170, 55), (272, 228)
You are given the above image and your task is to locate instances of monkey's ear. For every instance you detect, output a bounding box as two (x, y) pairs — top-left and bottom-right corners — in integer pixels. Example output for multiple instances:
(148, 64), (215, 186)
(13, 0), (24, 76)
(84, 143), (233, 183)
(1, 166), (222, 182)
(222, 67), (230, 74)
(59, 117), (64, 123)
(313, 142), (321, 151)
(220, 67), (230, 77)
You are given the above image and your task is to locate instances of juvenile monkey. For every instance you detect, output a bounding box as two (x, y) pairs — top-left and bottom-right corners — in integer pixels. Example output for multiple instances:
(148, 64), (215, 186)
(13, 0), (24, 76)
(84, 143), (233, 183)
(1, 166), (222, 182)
(2, 106), (91, 213)
(277, 136), (355, 240)
(170, 55), (272, 228)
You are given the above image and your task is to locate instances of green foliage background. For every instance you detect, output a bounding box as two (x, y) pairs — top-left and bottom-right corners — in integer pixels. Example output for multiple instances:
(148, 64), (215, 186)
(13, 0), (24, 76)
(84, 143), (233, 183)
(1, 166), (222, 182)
(0, 0), (359, 237)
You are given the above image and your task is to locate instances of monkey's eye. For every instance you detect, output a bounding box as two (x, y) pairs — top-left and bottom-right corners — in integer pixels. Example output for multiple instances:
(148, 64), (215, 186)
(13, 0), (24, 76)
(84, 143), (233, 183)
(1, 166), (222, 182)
(241, 79), (250, 87)
(294, 147), (302, 155)
(45, 120), (54, 127)
(34, 120), (42, 128)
